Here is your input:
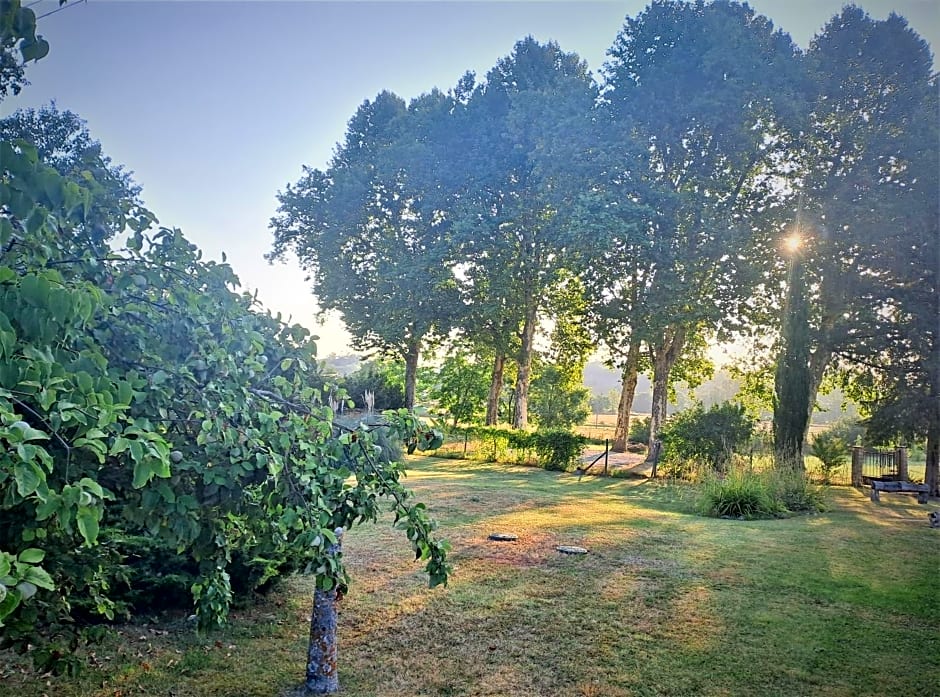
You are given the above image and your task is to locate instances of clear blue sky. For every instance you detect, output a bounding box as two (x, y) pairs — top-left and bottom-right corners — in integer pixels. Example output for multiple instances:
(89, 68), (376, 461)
(4, 0), (938, 356)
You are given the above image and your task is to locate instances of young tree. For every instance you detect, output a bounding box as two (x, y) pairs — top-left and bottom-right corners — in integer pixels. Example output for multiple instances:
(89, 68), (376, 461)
(432, 348), (490, 426)
(2, 14), (449, 687)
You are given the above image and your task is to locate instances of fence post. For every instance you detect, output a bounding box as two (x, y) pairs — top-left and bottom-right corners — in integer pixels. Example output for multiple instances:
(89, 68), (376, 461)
(851, 447), (864, 487)
(603, 439), (609, 476)
(896, 446), (909, 481)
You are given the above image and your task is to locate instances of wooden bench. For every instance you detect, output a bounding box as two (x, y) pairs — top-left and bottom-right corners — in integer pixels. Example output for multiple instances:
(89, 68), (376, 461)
(870, 480), (929, 504)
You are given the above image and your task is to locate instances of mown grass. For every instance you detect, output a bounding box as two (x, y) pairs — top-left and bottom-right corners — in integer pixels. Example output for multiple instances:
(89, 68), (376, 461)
(2, 457), (938, 696)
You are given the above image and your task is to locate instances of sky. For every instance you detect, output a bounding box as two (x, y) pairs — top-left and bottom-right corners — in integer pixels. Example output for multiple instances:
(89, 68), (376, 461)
(4, 0), (938, 357)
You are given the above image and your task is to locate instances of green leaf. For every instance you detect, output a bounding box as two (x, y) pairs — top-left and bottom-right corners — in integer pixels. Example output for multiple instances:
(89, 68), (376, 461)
(19, 274), (49, 307)
(76, 506), (99, 546)
(17, 548), (44, 564)
(13, 461), (43, 497)
(0, 219), (14, 247)
(132, 461), (152, 489)
(75, 371), (93, 394)
(15, 581), (37, 601)
(9, 421), (48, 443)
(20, 36), (50, 63)
(24, 567), (54, 591)
(0, 589), (22, 623)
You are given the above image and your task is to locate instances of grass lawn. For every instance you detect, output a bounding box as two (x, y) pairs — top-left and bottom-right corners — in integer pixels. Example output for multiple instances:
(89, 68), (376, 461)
(2, 457), (938, 696)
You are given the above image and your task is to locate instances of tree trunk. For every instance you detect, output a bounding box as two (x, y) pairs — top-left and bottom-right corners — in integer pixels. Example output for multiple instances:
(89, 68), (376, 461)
(646, 327), (686, 461)
(513, 308), (537, 430)
(612, 342), (640, 453)
(926, 418), (939, 499)
(402, 341), (420, 412)
(485, 353), (505, 426)
(306, 529), (344, 694)
(803, 346), (833, 442)
(773, 256), (812, 471)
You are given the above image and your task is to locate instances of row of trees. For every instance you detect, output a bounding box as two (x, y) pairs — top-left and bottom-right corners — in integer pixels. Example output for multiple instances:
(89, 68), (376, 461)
(269, 1), (937, 492)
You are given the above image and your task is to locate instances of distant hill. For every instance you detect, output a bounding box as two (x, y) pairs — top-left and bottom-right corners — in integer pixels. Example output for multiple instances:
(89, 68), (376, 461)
(321, 354), (361, 376)
(583, 361), (652, 413)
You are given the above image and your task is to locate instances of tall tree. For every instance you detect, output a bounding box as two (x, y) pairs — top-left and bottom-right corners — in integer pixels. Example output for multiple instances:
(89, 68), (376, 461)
(269, 90), (459, 410)
(452, 37), (598, 429)
(771, 8), (938, 471)
(601, 0), (802, 448)
(0, 104), (144, 248)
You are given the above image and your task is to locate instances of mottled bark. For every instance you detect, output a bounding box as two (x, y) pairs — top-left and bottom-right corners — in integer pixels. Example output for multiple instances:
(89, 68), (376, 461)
(612, 343), (640, 453)
(485, 353), (506, 426)
(512, 308), (537, 430)
(646, 327), (686, 462)
(306, 529), (344, 694)
(403, 341), (420, 412)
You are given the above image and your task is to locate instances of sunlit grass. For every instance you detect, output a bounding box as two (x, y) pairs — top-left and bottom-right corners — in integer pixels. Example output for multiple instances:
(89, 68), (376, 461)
(2, 456), (937, 696)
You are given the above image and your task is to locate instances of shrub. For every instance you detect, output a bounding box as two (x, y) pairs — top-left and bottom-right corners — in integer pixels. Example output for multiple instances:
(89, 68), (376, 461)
(532, 430), (587, 472)
(628, 417), (651, 445)
(826, 417), (866, 447)
(660, 402), (755, 473)
(340, 360), (405, 411)
(810, 431), (848, 484)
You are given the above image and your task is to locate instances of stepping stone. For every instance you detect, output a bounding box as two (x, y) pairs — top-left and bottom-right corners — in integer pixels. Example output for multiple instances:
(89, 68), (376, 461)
(556, 545), (588, 555)
(488, 533), (518, 542)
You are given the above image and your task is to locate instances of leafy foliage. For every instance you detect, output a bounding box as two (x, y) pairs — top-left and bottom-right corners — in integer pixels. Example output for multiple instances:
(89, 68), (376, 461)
(809, 432), (848, 484)
(0, 110), (448, 671)
(529, 365), (589, 430)
(431, 349), (489, 426)
(659, 402), (755, 474)
(0, 0), (50, 100)
(339, 359), (405, 411)
(628, 417), (651, 445)
(531, 430), (587, 472)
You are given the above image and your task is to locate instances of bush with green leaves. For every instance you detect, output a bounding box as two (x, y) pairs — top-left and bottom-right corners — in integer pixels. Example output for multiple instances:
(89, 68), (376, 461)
(532, 430), (587, 472)
(529, 365), (590, 429)
(810, 431), (848, 484)
(629, 416), (650, 444)
(659, 402), (755, 474)
(340, 359), (406, 411)
(0, 114), (448, 673)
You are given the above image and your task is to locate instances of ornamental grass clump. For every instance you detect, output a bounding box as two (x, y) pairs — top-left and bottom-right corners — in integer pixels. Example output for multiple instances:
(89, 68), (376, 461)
(696, 469), (779, 519)
(695, 467), (825, 519)
(768, 469), (826, 513)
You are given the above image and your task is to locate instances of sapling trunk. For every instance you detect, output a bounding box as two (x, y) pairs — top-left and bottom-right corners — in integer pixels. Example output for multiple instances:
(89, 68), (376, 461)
(306, 528), (344, 694)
